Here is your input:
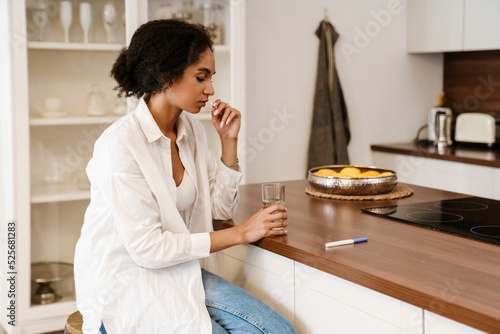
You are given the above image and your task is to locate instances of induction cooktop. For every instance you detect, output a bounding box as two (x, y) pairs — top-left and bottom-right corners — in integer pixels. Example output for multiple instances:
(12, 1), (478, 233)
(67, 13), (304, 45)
(362, 196), (500, 246)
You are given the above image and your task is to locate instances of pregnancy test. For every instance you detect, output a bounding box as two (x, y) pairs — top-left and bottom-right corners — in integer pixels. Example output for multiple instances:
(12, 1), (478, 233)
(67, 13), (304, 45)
(325, 237), (368, 248)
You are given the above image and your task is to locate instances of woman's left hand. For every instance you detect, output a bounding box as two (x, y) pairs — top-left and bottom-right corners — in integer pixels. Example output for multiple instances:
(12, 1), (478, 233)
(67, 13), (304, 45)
(211, 99), (241, 140)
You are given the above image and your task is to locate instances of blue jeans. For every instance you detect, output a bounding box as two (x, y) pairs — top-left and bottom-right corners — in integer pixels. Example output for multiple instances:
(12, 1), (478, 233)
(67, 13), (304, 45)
(99, 322), (107, 334)
(202, 269), (297, 334)
(100, 270), (296, 333)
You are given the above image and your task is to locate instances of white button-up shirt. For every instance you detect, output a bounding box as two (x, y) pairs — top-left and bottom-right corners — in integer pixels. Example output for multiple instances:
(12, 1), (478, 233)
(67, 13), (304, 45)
(74, 99), (242, 333)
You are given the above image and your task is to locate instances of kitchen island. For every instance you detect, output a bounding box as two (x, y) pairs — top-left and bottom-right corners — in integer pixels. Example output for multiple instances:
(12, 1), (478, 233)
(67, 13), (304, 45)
(213, 180), (500, 333)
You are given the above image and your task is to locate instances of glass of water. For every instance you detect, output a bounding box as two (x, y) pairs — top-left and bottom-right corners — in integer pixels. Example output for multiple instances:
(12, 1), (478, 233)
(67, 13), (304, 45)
(261, 183), (285, 225)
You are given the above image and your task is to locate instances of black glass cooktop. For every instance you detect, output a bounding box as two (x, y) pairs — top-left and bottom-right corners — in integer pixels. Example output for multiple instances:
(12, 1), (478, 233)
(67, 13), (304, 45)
(362, 196), (500, 246)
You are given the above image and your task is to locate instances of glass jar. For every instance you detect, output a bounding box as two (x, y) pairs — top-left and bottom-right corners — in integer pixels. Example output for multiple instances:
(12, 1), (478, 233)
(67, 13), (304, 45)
(202, 3), (223, 45)
(85, 84), (107, 116)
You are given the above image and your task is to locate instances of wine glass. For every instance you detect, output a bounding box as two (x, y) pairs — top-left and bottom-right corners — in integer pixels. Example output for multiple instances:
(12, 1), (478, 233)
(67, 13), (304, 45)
(79, 2), (92, 43)
(32, 8), (48, 41)
(102, 3), (117, 43)
(59, 1), (72, 43)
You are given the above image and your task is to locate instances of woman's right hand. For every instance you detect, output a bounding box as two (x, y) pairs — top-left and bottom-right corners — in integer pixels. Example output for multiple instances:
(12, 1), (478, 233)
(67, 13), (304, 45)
(209, 205), (288, 253)
(235, 205), (288, 244)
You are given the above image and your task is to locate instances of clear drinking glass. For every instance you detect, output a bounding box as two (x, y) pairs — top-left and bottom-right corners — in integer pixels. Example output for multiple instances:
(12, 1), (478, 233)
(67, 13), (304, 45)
(261, 183), (285, 225)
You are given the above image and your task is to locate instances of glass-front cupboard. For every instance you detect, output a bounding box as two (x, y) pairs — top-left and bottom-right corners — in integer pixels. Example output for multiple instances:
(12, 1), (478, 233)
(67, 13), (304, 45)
(0, 0), (244, 332)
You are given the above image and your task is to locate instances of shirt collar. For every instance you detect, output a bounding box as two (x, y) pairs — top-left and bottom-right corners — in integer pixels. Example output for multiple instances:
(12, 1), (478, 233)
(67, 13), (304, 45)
(136, 98), (188, 143)
(136, 98), (164, 143)
(176, 113), (188, 143)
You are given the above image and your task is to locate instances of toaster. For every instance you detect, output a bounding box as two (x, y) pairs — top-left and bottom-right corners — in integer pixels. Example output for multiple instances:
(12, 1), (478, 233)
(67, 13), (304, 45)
(454, 113), (496, 145)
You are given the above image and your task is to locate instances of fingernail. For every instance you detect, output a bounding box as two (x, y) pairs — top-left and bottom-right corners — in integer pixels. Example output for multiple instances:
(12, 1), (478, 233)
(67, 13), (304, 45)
(214, 109), (219, 116)
(225, 118), (230, 125)
(220, 121), (224, 128)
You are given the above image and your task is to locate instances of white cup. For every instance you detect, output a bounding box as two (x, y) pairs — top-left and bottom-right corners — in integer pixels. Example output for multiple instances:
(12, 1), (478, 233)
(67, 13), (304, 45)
(42, 98), (62, 113)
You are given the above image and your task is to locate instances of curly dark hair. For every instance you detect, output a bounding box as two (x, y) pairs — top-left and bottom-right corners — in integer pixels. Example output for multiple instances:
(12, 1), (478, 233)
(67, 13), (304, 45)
(110, 19), (214, 99)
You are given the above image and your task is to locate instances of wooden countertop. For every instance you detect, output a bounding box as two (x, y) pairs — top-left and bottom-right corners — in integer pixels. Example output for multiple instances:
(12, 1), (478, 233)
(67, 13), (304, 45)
(214, 180), (500, 333)
(371, 142), (500, 168)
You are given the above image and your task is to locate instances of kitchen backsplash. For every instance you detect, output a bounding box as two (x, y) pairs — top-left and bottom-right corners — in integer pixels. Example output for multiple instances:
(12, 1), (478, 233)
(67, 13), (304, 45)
(443, 50), (500, 115)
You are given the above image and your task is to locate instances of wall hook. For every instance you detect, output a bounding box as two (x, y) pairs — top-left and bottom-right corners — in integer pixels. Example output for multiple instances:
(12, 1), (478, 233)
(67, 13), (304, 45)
(324, 8), (329, 22)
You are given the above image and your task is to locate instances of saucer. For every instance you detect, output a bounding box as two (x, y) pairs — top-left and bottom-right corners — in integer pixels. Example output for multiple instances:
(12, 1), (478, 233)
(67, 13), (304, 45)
(39, 110), (68, 118)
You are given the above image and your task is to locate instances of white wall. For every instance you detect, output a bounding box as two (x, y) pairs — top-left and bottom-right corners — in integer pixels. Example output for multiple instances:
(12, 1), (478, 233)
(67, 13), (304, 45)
(242, 0), (443, 183)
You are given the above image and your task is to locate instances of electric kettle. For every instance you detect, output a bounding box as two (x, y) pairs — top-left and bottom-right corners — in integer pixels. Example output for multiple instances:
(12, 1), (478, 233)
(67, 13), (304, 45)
(433, 111), (452, 148)
(428, 107), (452, 142)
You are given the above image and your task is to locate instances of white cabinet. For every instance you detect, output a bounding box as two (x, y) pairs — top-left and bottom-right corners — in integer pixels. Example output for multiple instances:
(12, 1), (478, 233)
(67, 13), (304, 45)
(3, 2), (130, 333)
(463, 0), (500, 51)
(424, 310), (487, 334)
(372, 151), (499, 199)
(0, 0), (244, 332)
(294, 263), (423, 334)
(407, 0), (500, 53)
(407, 0), (464, 53)
(494, 168), (500, 200)
(206, 245), (487, 334)
(208, 244), (295, 325)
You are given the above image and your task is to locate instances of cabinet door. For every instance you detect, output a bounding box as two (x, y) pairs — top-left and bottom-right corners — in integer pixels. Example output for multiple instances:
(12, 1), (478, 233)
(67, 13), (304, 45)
(209, 244), (295, 325)
(493, 168), (500, 200)
(407, 0), (464, 53)
(425, 159), (494, 198)
(295, 263), (423, 334)
(372, 152), (429, 186)
(11, 0), (128, 328)
(463, 0), (500, 50)
(424, 310), (487, 334)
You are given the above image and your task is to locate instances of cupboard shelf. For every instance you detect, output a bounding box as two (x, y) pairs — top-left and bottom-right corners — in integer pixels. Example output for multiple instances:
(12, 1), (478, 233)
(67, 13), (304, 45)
(28, 41), (123, 51)
(31, 297), (76, 309)
(27, 41), (230, 53)
(30, 115), (122, 126)
(30, 114), (211, 126)
(31, 183), (90, 204)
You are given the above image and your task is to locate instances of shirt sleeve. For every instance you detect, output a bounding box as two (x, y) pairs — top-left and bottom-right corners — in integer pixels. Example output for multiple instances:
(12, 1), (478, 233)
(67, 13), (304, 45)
(92, 137), (211, 269)
(206, 149), (244, 220)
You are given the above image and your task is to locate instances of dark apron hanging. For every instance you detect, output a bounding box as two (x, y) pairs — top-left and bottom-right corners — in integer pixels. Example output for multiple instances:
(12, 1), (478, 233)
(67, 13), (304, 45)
(307, 19), (350, 171)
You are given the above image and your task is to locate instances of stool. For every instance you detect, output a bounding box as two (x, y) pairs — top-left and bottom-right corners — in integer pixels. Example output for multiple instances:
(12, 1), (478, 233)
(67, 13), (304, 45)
(64, 311), (83, 334)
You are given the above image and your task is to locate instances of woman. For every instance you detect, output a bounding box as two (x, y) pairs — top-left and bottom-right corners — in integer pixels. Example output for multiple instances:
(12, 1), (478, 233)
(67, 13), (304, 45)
(74, 19), (296, 334)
